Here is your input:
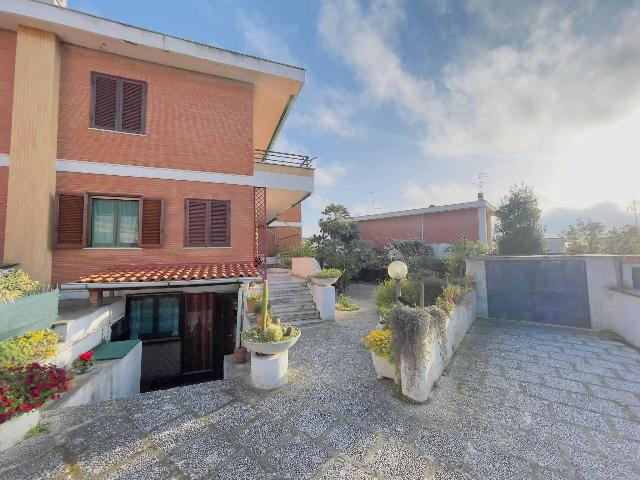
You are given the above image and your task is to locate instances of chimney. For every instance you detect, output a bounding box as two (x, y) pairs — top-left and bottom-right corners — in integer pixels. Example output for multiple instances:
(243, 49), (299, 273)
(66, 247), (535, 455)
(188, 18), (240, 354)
(478, 192), (484, 200)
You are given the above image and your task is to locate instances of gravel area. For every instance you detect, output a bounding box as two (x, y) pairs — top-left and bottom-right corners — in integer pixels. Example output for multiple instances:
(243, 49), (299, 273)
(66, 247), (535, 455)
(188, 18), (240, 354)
(1, 283), (640, 479)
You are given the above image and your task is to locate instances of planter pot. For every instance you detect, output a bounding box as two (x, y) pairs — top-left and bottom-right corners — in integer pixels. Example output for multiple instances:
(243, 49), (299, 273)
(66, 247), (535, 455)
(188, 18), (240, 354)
(242, 334), (300, 355)
(371, 352), (398, 383)
(0, 409), (40, 452)
(74, 363), (95, 375)
(310, 277), (338, 287)
(251, 350), (289, 389)
(246, 300), (255, 314)
(62, 378), (74, 392)
(234, 347), (248, 364)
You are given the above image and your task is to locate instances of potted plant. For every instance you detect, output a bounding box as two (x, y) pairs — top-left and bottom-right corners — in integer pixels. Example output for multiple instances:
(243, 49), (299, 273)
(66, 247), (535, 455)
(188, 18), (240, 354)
(363, 328), (397, 382)
(240, 280), (301, 355)
(233, 346), (248, 364)
(246, 292), (261, 314)
(72, 351), (96, 374)
(0, 363), (68, 451)
(309, 268), (343, 287)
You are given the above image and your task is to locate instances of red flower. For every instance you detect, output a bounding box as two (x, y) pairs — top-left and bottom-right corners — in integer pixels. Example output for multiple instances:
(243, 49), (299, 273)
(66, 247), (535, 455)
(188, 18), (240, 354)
(79, 351), (93, 363)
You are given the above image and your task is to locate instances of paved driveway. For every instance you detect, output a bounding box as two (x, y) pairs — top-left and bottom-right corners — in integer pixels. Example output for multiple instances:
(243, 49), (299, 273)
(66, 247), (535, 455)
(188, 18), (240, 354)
(1, 285), (640, 479)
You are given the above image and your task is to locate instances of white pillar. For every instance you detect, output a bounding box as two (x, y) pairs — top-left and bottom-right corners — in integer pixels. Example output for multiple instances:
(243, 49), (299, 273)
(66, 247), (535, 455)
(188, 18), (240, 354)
(251, 351), (289, 389)
(477, 206), (489, 248)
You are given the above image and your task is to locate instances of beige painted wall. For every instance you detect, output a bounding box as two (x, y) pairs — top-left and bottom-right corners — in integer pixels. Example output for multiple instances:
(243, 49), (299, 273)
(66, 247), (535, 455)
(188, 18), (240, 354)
(4, 26), (61, 283)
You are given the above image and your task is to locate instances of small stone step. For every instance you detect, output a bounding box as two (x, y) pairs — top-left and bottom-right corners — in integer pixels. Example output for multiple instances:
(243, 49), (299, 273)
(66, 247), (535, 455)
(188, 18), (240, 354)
(269, 294), (314, 304)
(285, 318), (329, 327)
(270, 302), (317, 313)
(276, 311), (322, 323)
(269, 284), (309, 292)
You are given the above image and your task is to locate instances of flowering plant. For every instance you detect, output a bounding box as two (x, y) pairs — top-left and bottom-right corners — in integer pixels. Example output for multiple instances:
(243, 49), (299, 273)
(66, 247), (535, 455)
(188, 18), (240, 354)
(0, 363), (68, 424)
(363, 328), (395, 363)
(72, 351), (95, 374)
(0, 329), (60, 369)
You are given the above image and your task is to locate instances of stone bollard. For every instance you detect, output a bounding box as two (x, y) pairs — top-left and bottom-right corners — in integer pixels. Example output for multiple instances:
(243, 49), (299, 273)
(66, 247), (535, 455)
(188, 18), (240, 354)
(250, 351), (289, 390)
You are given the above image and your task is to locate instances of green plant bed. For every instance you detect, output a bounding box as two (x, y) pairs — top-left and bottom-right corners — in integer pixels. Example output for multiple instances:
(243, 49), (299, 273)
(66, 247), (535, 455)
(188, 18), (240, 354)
(310, 268), (343, 279)
(335, 294), (359, 311)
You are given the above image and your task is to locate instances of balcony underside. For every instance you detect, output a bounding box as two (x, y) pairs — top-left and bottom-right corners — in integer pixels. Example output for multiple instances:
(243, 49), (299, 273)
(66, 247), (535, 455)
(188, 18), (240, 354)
(253, 161), (313, 222)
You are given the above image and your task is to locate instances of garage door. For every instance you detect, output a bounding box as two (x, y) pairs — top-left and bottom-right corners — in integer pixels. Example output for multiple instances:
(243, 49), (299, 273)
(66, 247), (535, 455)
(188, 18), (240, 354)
(486, 259), (591, 327)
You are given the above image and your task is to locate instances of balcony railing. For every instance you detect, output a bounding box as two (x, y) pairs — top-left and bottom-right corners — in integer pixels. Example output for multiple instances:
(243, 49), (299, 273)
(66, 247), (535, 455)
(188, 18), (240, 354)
(254, 149), (315, 168)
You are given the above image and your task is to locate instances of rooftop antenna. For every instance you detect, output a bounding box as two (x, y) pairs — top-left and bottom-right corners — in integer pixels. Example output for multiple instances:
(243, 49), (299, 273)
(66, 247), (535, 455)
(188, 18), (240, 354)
(366, 191), (376, 213)
(472, 173), (489, 199)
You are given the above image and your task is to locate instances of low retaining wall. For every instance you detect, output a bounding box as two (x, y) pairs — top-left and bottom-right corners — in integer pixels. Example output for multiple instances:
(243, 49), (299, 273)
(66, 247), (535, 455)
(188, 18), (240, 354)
(48, 340), (141, 409)
(0, 290), (59, 341)
(402, 291), (477, 401)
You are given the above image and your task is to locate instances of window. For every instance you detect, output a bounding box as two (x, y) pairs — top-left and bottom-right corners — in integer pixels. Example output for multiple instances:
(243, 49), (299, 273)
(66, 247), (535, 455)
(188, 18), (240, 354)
(91, 197), (140, 247)
(124, 295), (182, 341)
(633, 267), (640, 290)
(91, 72), (147, 134)
(185, 199), (230, 247)
(55, 194), (164, 249)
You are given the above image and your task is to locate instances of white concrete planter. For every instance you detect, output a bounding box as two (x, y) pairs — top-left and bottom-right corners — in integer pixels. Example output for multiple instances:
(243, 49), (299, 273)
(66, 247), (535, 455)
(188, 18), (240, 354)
(400, 346), (433, 403)
(242, 334), (300, 355)
(310, 277), (338, 287)
(0, 410), (40, 452)
(251, 351), (289, 389)
(371, 352), (398, 383)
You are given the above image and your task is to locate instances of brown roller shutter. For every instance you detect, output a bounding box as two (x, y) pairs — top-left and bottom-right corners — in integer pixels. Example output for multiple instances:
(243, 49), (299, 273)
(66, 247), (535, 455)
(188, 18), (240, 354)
(209, 200), (230, 247)
(55, 193), (87, 248)
(92, 74), (117, 130)
(140, 198), (164, 247)
(185, 199), (207, 247)
(121, 80), (146, 134)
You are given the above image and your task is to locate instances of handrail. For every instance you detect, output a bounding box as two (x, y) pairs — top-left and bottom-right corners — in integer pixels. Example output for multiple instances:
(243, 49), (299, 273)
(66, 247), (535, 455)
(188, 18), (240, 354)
(254, 149), (315, 168)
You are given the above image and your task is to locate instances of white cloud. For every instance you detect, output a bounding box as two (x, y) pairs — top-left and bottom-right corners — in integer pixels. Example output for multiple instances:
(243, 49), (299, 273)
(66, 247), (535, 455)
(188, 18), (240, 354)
(309, 194), (331, 211)
(237, 14), (294, 64)
(314, 160), (347, 187)
(402, 181), (472, 208)
(318, 0), (640, 160)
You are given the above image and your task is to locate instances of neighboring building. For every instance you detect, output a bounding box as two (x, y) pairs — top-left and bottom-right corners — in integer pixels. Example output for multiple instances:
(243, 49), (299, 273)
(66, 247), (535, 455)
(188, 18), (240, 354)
(544, 237), (566, 254)
(0, 0), (314, 388)
(353, 194), (495, 256)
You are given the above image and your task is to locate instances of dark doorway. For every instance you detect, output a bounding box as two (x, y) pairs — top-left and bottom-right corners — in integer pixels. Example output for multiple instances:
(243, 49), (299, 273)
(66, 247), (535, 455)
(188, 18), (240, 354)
(183, 292), (215, 374)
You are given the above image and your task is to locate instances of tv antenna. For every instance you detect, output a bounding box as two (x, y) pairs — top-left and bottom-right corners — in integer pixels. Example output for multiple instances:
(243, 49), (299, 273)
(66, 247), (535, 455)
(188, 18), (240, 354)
(473, 173), (489, 195)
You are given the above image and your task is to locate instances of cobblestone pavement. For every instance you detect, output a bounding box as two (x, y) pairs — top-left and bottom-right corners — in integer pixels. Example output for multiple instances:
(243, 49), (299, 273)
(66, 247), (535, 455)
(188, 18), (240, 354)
(2, 285), (640, 479)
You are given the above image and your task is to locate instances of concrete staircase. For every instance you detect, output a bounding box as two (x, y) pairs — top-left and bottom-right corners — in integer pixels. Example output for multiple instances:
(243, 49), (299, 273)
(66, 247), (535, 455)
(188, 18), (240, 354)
(268, 281), (325, 327)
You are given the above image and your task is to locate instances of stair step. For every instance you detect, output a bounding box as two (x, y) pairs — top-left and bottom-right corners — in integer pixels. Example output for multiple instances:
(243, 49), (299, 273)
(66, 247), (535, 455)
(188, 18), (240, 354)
(276, 311), (322, 323)
(270, 303), (317, 313)
(270, 294), (314, 304)
(286, 318), (331, 327)
(269, 285), (309, 292)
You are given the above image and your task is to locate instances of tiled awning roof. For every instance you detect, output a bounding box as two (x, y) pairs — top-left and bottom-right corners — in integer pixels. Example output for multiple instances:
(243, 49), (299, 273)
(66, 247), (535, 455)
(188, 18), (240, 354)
(78, 263), (260, 284)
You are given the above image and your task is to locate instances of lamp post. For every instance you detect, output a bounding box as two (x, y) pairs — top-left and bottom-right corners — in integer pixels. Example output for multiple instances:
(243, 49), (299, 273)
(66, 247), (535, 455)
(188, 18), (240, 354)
(387, 260), (408, 304)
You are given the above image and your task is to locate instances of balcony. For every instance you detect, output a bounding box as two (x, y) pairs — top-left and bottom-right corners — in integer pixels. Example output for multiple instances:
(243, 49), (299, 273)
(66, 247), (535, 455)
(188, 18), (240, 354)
(252, 149), (315, 222)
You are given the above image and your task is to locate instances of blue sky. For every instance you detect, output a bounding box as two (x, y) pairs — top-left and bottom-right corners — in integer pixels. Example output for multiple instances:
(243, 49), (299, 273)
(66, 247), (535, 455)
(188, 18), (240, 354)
(69, 0), (640, 236)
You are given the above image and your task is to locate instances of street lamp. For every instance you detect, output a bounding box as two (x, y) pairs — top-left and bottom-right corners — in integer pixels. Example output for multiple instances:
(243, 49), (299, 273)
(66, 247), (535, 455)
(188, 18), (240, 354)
(387, 260), (408, 303)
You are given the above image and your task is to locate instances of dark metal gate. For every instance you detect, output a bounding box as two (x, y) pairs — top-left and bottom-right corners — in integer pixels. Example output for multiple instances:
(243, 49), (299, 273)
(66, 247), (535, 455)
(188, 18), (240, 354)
(486, 259), (591, 327)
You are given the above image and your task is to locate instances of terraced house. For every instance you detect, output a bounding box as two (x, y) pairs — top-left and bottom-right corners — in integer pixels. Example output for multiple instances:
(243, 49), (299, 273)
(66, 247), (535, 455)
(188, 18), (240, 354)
(0, 0), (313, 388)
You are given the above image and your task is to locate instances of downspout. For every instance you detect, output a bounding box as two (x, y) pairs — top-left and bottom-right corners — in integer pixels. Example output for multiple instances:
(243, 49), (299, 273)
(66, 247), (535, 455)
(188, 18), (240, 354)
(261, 95), (295, 161)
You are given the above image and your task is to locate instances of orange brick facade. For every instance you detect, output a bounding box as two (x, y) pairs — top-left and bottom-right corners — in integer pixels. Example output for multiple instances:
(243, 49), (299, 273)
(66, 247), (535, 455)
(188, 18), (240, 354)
(267, 204), (302, 256)
(357, 208), (482, 248)
(0, 30), (15, 155)
(0, 34), (261, 283)
(57, 45), (253, 176)
(53, 173), (255, 284)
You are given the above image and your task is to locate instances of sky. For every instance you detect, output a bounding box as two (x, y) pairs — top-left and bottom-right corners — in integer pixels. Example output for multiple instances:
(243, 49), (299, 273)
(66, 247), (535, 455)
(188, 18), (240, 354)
(69, 0), (640, 236)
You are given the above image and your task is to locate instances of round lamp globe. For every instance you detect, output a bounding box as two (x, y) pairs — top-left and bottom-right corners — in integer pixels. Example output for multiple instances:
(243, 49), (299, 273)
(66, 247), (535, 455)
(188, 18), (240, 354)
(387, 260), (408, 280)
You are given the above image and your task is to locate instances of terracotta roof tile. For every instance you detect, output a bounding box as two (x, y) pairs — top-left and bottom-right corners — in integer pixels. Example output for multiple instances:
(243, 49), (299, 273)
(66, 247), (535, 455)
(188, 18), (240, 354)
(77, 262), (260, 284)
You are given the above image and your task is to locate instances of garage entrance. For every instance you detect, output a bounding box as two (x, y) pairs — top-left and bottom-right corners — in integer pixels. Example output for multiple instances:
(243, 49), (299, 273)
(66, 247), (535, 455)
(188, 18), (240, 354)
(486, 259), (591, 327)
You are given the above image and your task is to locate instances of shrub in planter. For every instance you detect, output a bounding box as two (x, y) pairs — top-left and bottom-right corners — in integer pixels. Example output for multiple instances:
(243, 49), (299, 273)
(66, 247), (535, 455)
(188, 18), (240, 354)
(387, 304), (449, 402)
(0, 270), (39, 303)
(0, 363), (68, 424)
(374, 278), (421, 319)
(310, 268), (343, 279)
(0, 329), (60, 369)
(363, 328), (394, 363)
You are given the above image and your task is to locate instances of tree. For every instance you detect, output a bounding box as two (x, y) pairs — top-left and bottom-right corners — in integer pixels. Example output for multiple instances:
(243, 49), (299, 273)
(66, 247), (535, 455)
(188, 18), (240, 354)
(318, 203), (360, 243)
(605, 225), (640, 254)
(562, 219), (607, 254)
(495, 184), (545, 255)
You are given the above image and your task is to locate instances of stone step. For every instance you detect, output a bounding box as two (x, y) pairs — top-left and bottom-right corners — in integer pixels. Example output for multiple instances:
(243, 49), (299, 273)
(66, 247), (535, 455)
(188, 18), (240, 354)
(268, 284), (309, 292)
(285, 317), (330, 327)
(270, 302), (317, 313)
(275, 311), (322, 323)
(269, 293), (314, 304)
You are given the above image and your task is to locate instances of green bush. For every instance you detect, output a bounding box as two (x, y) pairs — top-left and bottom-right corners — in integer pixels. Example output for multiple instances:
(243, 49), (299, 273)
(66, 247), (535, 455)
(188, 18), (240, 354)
(374, 278), (422, 318)
(281, 241), (317, 267)
(443, 240), (487, 279)
(0, 270), (39, 303)
(0, 329), (60, 368)
(336, 294), (359, 311)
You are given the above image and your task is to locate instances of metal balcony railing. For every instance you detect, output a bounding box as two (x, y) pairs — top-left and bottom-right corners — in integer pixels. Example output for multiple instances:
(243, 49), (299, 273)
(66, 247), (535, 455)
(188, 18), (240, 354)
(254, 149), (315, 168)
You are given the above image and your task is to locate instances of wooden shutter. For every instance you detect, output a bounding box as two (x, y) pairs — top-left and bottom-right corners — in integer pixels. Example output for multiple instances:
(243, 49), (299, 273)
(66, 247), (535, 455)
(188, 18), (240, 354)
(121, 80), (146, 134)
(185, 199), (207, 247)
(92, 74), (117, 130)
(140, 198), (164, 247)
(209, 200), (230, 247)
(55, 193), (87, 248)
